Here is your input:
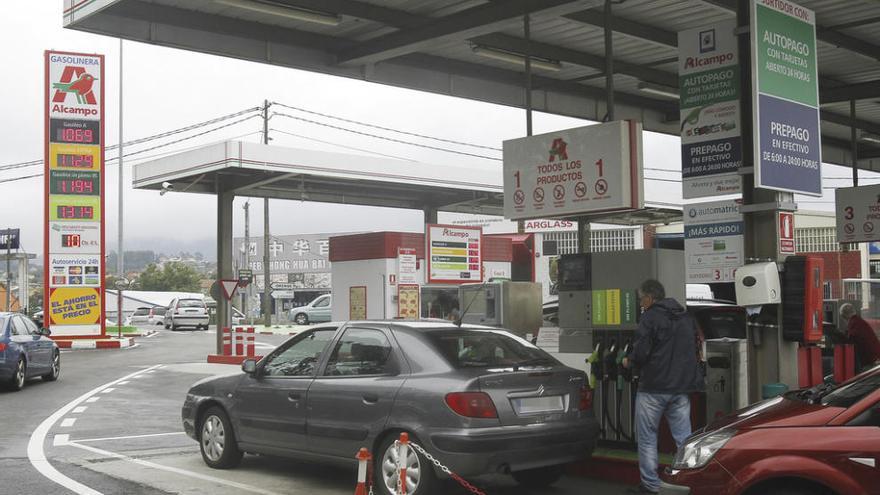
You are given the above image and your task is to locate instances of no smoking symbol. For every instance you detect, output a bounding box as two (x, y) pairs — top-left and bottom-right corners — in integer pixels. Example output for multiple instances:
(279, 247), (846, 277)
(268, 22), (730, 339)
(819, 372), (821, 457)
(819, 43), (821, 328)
(844, 223), (855, 234)
(595, 179), (608, 195)
(553, 185), (565, 201)
(864, 222), (875, 233)
(533, 187), (545, 202)
(513, 189), (525, 205)
(575, 181), (587, 198)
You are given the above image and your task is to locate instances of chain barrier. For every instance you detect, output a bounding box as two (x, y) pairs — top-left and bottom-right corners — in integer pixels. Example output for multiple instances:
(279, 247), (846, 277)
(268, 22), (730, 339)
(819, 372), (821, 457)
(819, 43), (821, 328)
(407, 440), (488, 495)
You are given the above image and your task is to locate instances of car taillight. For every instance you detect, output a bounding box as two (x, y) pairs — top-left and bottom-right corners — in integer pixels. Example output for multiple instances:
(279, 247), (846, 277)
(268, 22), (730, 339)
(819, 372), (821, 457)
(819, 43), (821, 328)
(0, 342), (6, 352)
(445, 392), (498, 419)
(578, 384), (593, 411)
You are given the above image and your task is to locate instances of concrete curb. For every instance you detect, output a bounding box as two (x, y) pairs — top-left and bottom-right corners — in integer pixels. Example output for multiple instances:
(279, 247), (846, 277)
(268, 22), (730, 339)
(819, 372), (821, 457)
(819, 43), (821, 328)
(56, 337), (135, 350)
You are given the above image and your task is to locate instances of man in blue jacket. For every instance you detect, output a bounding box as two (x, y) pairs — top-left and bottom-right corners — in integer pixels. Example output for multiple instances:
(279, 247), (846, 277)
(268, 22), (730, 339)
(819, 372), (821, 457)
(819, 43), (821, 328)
(623, 279), (704, 494)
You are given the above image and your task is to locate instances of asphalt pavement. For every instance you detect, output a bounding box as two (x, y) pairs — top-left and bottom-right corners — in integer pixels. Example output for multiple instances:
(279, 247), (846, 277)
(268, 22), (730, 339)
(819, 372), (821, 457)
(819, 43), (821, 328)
(0, 326), (632, 495)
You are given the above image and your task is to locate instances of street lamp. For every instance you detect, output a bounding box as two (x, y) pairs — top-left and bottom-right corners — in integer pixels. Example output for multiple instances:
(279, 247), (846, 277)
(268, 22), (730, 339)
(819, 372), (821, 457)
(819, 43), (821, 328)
(115, 277), (133, 339)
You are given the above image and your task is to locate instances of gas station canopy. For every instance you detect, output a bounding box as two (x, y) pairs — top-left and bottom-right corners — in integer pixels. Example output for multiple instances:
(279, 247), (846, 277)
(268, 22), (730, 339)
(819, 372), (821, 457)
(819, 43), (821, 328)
(66, 0), (880, 169)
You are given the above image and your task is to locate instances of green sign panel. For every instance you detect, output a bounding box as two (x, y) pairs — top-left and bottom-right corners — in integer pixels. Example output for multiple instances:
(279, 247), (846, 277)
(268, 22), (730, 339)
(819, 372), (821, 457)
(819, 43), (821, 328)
(592, 290), (606, 326)
(622, 290), (637, 325)
(754, 3), (818, 107)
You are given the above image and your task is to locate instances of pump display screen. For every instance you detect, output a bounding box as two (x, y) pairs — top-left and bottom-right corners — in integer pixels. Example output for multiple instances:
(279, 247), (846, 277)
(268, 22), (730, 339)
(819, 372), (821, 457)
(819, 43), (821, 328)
(558, 254), (591, 291)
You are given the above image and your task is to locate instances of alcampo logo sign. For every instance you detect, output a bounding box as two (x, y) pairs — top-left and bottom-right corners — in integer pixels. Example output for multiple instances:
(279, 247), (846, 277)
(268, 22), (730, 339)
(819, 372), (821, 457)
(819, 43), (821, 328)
(548, 138), (568, 162)
(50, 65), (99, 117)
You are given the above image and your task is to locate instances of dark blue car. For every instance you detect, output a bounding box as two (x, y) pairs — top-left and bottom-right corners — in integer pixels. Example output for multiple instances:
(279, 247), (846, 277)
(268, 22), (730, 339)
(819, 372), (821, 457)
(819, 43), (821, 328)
(1, 312), (60, 391)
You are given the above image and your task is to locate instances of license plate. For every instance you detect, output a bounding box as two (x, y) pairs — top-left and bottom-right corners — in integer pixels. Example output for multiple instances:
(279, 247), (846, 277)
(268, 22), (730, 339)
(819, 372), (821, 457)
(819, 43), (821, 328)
(511, 396), (564, 415)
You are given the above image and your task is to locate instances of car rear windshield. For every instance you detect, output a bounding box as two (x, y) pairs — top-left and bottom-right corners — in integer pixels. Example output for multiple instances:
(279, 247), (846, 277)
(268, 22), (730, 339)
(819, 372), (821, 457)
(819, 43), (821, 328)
(177, 299), (205, 308)
(821, 367), (880, 408)
(154, 307), (167, 315)
(426, 329), (557, 368)
(133, 308), (150, 316)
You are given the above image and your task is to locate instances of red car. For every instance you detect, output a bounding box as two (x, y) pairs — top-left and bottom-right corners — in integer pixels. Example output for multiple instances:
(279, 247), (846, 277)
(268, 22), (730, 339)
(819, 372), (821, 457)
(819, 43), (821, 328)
(661, 365), (880, 495)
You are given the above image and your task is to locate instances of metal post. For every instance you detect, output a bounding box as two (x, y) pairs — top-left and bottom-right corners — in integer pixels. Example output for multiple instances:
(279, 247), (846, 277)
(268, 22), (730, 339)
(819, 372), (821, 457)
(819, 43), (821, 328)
(524, 12), (533, 137)
(243, 200), (250, 324)
(851, 99), (858, 187)
(217, 176), (234, 354)
(262, 100), (272, 328)
(5, 231), (10, 311)
(117, 38), (124, 336)
(604, 0), (615, 121)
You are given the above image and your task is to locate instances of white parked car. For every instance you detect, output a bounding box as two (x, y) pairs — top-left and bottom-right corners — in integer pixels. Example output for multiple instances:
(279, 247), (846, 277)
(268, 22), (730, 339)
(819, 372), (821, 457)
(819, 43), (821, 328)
(164, 298), (209, 331)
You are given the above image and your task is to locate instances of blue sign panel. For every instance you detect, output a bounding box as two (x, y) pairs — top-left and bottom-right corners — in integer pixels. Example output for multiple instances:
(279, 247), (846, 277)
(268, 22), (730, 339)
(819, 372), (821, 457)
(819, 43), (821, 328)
(755, 94), (822, 195)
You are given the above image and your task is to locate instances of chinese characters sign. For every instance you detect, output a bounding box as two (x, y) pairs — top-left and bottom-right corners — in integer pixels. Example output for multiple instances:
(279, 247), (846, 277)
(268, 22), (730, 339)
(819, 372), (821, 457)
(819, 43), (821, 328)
(45, 51), (104, 336)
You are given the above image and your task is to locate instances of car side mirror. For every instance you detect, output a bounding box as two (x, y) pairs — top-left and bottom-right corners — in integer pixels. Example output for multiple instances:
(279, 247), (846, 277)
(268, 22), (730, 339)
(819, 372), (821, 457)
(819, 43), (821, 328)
(40, 328), (51, 336)
(241, 359), (258, 375)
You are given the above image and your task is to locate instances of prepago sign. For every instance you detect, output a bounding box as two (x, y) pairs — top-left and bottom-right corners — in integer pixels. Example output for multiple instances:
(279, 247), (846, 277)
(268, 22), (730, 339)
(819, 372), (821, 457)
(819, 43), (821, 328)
(503, 121), (644, 220)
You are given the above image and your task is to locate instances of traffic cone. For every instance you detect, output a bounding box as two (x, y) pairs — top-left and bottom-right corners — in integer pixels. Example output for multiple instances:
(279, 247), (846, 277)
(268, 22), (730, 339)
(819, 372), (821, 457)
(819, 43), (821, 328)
(355, 448), (372, 495)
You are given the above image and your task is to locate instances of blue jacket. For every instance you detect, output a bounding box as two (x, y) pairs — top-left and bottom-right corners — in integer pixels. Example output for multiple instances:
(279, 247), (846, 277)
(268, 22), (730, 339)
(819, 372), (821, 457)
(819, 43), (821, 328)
(629, 298), (705, 394)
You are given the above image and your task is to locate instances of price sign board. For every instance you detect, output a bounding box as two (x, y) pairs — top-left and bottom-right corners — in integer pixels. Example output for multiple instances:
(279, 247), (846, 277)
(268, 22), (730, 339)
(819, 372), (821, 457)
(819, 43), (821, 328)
(44, 51), (105, 337)
(836, 184), (880, 243)
(397, 247), (418, 285)
(427, 225), (482, 284)
(751, 0), (822, 196)
(684, 200), (744, 283)
(503, 120), (643, 220)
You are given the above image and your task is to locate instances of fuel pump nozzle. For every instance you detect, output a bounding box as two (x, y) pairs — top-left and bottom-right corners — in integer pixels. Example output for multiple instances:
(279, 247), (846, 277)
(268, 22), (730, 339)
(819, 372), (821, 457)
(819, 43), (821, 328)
(586, 342), (603, 390)
(616, 342), (631, 391)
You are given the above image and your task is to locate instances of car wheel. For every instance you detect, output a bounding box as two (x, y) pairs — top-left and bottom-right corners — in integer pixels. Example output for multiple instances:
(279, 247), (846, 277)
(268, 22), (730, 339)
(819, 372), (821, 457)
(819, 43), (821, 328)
(7, 357), (26, 391)
(376, 433), (437, 495)
(294, 313), (309, 325)
(199, 406), (242, 469)
(42, 351), (60, 382)
(165, 323), (170, 329)
(511, 465), (565, 488)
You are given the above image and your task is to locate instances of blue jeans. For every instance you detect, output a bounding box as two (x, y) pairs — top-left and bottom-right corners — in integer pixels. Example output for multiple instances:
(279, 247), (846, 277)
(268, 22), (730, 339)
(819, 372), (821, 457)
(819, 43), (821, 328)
(635, 392), (692, 492)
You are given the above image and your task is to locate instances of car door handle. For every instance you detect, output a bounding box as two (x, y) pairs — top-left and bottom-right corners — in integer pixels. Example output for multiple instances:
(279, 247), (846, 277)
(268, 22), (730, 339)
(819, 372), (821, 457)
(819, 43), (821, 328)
(362, 393), (379, 404)
(288, 392), (301, 401)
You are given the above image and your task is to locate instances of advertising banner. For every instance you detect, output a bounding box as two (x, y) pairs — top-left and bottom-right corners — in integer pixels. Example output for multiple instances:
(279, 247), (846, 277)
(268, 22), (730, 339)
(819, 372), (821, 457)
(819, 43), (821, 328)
(397, 247), (418, 285)
(427, 225), (482, 284)
(684, 200), (744, 283)
(0, 229), (20, 250)
(349, 286), (366, 320)
(751, 0), (822, 196)
(835, 184), (880, 243)
(679, 20), (743, 199)
(45, 50), (104, 336)
(503, 120), (643, 220)
(397, 284), (420, 319)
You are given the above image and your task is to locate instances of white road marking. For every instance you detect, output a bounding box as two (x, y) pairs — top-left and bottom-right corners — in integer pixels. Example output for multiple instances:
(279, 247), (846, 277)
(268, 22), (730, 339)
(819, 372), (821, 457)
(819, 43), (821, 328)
(67, 441), (284, 495)
(85, 397), (101, 403)
(60, 418), (77, 428)
(74, 432), (186, 444)
(124, 344), (141, 350)
(146, 331), (160, 338)
(72, 406), (87, 414)
(102, 388), (116, 394)
(53, 435), (69, 447)
(27, 364), (162, 495)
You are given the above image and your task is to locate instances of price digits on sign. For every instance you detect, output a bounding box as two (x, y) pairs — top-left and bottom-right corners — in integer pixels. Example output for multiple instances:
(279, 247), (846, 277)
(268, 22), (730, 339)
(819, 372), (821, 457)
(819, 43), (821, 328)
(54, 178), (95, 194)
(61, 234), (81, 248)
(56, 127), (95, 144)
(56, 205), (94, 220)
(58, 154), (94, 168)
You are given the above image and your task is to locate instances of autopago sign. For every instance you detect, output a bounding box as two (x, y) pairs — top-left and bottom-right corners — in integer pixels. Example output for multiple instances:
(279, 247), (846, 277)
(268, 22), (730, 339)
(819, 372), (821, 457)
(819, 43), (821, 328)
(503, 121), (643, 220)
(752, 0), (821, 196)
(679, 20), (742, 199)
(684, 200), (744, 283)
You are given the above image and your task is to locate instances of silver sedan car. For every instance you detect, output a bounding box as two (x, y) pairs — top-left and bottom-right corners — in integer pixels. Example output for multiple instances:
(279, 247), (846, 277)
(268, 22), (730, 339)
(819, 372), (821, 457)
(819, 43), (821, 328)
(182, 321), (598, 494)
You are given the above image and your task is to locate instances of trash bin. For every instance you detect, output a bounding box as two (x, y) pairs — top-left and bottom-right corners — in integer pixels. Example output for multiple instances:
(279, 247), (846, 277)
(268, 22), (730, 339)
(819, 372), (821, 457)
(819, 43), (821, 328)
(705, 338), (749, 421)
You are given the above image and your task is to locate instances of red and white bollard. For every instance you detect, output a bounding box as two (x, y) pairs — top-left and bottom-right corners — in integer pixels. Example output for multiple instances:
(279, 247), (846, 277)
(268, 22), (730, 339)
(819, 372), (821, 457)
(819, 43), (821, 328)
(222, 327), (232, 355)
(246, 326), (255, 357)
(398, 432), (409, 495)
(354, 447), (372, 495)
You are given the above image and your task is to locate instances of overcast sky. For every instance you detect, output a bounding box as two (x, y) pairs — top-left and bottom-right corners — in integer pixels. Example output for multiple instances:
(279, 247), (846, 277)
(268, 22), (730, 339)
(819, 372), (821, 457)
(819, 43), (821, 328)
(0, 2), (873, 257)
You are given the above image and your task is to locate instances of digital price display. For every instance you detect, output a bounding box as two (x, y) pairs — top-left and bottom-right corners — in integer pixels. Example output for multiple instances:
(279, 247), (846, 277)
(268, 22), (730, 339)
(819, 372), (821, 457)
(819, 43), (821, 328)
(49, 119), (100, 145)
(61, 234), (81, 248)
(56, 205), (95, 220)
(49, 171), (100, 195)
(58, 154), (94, 168)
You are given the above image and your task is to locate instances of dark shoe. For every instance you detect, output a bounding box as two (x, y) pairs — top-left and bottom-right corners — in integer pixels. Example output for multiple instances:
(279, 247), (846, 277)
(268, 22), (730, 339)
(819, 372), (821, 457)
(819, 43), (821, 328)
(627, 485), (659, 494)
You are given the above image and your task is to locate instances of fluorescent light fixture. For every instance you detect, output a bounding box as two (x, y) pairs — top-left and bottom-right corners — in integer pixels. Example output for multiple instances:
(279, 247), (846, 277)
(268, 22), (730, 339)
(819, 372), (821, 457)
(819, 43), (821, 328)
(472, 45), (562, 72)
(215, 0), (341, 26)
(637, 81), (680, 100)
(860, 131), (880, 144)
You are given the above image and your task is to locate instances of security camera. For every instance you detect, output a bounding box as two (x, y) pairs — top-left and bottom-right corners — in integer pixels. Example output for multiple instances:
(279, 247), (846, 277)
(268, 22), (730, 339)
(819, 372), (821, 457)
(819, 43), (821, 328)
(159, 181), (175, 196)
